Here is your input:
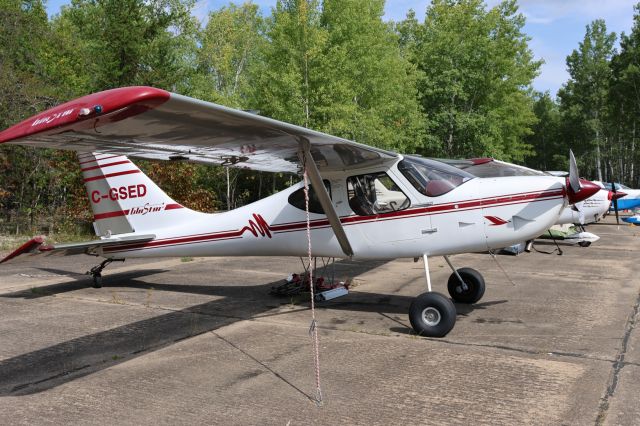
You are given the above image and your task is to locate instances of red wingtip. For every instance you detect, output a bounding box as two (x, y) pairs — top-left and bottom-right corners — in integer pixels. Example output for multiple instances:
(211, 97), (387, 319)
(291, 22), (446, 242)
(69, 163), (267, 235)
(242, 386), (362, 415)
(566, 178), (601, 204)
(469, 157), (494, 165)
(0, 86), (170, 144)
(0, 236), (46, 264)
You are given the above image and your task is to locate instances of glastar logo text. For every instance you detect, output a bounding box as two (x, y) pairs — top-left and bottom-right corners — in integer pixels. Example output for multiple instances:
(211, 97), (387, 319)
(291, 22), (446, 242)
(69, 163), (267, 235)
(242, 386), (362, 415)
(31, 109), (74, 127)
(129, 203), (165, 215)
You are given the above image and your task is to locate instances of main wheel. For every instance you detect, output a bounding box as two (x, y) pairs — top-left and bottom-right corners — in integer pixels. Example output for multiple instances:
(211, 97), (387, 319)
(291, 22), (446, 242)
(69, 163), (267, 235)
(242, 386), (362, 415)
(409, 292), (456, 337)
(447, 267), (485, 304)
(92, 273), (103, 288)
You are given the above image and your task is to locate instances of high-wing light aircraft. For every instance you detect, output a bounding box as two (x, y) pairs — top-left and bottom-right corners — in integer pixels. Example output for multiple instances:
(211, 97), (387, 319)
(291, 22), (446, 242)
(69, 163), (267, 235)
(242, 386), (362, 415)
(593, 181), (640, 211)
(440, 158), (617, 226)
(0, 87), (600, 337)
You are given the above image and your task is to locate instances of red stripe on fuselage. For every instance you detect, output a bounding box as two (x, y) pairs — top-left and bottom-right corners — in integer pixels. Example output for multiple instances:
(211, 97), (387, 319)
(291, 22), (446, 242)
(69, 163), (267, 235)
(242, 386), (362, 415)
(83, 169), (140, 182)
(81, 160), (131, 172)
(164, 203), (184, 210)
(93, 203), (184, 221)
(103, 189), (565, 254)
(94, 209), (130, 220)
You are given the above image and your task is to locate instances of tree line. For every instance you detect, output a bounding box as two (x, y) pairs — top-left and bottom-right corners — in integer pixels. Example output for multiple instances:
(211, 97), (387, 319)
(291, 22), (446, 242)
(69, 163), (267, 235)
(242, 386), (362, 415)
(0, 0), (639, 236)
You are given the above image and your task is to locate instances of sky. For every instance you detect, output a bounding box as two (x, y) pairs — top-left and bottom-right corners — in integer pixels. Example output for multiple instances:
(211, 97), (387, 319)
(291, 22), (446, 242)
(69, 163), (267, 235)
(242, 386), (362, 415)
(45, 0), (638, 97)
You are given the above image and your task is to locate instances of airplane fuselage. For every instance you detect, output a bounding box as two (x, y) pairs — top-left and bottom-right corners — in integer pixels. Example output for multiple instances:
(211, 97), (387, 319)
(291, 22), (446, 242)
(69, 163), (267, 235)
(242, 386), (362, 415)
(98, 159), (567, 260)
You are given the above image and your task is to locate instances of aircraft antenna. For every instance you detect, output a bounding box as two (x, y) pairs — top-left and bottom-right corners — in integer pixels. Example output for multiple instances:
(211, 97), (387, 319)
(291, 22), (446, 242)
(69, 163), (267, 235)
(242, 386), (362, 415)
(302, 159), (324, 407)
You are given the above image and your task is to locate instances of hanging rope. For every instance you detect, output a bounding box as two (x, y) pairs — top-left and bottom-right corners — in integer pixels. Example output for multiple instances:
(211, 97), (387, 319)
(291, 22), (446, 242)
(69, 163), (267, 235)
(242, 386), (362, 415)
(302, 159), (323, 406)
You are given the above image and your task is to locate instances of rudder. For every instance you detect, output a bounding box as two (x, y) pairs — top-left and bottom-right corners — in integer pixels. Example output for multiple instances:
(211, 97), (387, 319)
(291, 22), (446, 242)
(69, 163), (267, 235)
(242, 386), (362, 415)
(79, 152), (192, 236)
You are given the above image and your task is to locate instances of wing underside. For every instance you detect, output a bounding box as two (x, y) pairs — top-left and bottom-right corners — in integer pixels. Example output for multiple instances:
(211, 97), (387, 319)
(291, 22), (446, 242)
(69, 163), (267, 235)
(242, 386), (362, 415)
(0, 87), (398, 173)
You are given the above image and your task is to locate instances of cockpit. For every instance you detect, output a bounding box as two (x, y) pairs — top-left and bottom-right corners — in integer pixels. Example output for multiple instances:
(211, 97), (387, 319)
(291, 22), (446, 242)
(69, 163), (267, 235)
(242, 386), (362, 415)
(398, 156), (474, 197)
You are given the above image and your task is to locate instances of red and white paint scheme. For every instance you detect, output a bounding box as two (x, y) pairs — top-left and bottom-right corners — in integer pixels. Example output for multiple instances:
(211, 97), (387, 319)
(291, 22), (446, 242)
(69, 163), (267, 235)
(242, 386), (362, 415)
(0, 86), (599, 337)
(439, 157), (609, 226)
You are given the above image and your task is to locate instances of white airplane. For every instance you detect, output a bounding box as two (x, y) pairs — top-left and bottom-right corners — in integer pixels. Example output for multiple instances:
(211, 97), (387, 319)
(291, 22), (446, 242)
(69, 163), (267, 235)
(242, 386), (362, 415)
(439, 158), (617, 226)
(593, 181), (640, 214)
(0, 86), (600, 337)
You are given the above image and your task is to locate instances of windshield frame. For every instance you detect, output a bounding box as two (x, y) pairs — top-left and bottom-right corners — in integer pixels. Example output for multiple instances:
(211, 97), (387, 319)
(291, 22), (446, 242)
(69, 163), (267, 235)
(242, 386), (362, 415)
(398, 156), (474, 197)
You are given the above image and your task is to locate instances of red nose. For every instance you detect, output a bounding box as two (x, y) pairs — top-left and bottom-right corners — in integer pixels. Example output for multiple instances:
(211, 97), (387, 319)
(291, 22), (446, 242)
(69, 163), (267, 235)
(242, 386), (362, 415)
(566, 178), (601, 204)
(611, 191), (627, 201)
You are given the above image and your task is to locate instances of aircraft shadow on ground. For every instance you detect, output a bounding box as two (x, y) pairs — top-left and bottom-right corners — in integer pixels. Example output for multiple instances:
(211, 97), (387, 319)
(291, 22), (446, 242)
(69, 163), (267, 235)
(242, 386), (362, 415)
(0, 258), (503, 397)
(0, 259), (379, 395)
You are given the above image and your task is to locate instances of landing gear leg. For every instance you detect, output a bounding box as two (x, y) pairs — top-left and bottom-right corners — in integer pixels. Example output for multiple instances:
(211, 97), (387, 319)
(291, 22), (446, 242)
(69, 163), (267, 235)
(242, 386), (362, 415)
(87, 258), (124, 288)
(444, 255), (485, 304)
(408, 254), (456, 337)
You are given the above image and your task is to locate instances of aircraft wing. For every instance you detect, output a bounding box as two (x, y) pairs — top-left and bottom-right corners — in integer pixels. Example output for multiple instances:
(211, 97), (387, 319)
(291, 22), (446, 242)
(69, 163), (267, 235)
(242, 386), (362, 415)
(0, 87), (398, 173)
(0, 234), (156, 264)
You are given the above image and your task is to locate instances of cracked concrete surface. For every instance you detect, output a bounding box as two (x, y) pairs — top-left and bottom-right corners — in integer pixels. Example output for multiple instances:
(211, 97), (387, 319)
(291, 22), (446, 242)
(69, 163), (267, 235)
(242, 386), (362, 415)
(0, 216), (638, 425)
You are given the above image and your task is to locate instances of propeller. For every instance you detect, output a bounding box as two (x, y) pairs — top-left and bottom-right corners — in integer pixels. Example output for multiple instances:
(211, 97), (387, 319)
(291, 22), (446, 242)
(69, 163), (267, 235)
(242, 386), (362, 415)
(566, 150), (599, 205)
(611, 179), (620, 226)
(568, 150), (580, 193)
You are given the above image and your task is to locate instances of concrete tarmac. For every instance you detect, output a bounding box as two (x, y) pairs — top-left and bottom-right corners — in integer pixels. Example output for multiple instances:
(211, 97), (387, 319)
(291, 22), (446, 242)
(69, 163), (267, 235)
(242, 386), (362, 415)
(0, 216), (638, 425)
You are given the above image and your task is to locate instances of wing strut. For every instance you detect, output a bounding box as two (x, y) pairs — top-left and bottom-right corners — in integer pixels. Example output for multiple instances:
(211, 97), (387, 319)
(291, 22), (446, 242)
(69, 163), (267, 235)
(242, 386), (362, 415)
(299, 139), (354, 257)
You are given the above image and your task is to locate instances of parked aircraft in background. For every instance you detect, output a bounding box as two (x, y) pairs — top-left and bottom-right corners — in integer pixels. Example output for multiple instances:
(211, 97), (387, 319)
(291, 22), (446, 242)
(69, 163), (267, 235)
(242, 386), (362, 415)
(593, 181), (640, 212)
(0, 87), (599, 337)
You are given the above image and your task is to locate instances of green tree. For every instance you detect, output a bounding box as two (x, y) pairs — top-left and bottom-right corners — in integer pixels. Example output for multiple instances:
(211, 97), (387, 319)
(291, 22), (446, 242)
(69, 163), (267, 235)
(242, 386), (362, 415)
(558, 19), (616, 181)
(315, 0), (424, 151)
(609, 3), (640, 186)
(192, 2), (265, 107)
(252, 0), (424, 152)
(407, 0), (540, 160)
(51, 0), (199, 92)
(524, 92), (562, 171)
(0, 1), (79, 234)
(251, 0), (327, 127)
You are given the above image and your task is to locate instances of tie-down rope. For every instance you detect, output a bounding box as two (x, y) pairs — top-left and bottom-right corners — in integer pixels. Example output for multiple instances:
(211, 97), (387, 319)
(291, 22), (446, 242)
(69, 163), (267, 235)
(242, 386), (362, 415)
(302, 161), (323, 406)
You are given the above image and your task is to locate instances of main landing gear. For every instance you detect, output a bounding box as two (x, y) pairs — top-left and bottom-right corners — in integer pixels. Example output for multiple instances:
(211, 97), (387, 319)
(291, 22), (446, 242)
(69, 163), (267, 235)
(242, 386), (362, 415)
(87, 258), (124, 288)
(409, 255), (486, 337)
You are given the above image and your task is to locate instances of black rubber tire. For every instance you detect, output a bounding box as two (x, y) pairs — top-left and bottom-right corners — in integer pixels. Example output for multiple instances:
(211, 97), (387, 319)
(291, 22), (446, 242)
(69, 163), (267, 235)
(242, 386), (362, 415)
(408, 292), (456, 337)
(447, 267), (485, 304)
(92, 273), (103, 289)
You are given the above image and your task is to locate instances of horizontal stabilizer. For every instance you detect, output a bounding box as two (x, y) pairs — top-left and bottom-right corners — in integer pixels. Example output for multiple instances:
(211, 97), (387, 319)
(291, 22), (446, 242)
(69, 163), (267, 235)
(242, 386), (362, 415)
(0, 234), (155, 264)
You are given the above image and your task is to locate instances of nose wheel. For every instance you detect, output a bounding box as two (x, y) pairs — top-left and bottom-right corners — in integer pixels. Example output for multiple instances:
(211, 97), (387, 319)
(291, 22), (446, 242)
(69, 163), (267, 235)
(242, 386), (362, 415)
(409, 292), (456, 337)
(408, 255), (487, 337)
(408, 254), (457, 337)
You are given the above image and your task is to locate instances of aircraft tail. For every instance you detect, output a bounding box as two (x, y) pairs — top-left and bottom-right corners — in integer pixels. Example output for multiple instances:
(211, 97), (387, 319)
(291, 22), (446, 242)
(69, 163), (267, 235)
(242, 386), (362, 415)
(79, 153), (197, 237)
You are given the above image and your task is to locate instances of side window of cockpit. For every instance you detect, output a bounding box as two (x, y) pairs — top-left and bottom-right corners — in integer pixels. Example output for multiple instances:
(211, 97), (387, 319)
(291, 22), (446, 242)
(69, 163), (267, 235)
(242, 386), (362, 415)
(288, 180), (331, 214)
(398, 157), (471, 197)
(347, 172), (410, 216)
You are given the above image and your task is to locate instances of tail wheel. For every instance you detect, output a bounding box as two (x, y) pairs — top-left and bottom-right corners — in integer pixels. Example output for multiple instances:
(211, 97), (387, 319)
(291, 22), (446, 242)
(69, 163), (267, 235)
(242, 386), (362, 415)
(409, 292), (456, 337)
(92, 273), (103, 288)
(447, 267), (485, 304)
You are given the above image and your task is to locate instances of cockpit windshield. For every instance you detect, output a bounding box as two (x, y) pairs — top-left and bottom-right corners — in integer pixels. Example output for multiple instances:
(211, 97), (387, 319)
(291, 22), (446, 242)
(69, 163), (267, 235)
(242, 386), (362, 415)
(398, 156), (474, 197)
(436, 158), (547, 177)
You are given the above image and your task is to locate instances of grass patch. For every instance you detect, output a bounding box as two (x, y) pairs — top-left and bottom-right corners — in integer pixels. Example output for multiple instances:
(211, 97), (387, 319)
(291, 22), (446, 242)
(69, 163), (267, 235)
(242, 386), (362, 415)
(181, 256), (194, 262)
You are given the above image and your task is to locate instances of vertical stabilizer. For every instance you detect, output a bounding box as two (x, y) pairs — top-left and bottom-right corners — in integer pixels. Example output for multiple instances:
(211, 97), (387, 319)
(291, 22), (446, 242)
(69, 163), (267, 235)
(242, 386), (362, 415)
(79, 153), (190, 236)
